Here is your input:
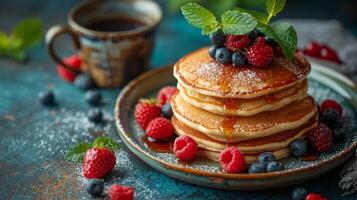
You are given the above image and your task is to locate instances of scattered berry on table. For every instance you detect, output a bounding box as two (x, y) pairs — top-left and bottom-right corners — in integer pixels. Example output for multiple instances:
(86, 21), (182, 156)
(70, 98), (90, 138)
(161, 103), (173, 118)
(173, 135), (198, 161)
(215, 47), (232, 64)
(134, 99), (161, 129)
(85, 90), (102, 106)
(87, 109), (103, 123)
(56, 54), (81, 82)
(225, 35), (250, 51)
(320, 45), (341, 64)
(248, 162), (266, 174)
(308, 123), (333, 153)
(266, 161), (284, 172)
(39, 90), (55, 106)
(232, 52), (247, 67)
(208, 46), (217, 59)
(82, 148), (116, 179)
(257, 152), (276, 166)
(305, 193), (327, 200)
(146, 117), (174, 140)
(246, 37), (273, 68)
(320, 108), (339, 124)
(209, 29), (225, 47)
(320, 99), (343, 116)
(291, 187), (307, 200)
(264, 37), (278, 47)
(157, 86), (178, 107)
(219, 147), (246, 173)
(74, 73), (95, 90)
(108, 184), (134, 200)
(86, 179), (104, 198)
(290, 139), (308, 156)
(303, 41), (322, 57)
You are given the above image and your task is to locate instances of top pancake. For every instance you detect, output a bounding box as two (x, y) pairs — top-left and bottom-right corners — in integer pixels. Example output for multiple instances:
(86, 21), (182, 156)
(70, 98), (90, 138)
(174, 47), (311, 99)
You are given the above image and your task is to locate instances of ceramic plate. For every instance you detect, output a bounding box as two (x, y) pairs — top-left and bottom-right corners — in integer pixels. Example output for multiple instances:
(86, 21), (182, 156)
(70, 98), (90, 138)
(114, 61), (357, 190)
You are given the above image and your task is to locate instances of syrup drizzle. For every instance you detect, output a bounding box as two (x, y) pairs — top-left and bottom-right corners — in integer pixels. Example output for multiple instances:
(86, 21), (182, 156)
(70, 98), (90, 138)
(300, 152), (320, 161)
(142, 136), (173, 153)
(219, 117), (237, 142)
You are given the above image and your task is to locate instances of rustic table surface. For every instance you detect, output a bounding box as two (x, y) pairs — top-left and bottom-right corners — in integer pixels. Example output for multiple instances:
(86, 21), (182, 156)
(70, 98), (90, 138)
(1, 0), (357, 199)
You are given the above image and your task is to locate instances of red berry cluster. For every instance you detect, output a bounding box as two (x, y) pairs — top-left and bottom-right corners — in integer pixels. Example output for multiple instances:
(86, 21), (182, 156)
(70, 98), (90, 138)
(302, 41), (341, 64)
(209, 29), (280, 68)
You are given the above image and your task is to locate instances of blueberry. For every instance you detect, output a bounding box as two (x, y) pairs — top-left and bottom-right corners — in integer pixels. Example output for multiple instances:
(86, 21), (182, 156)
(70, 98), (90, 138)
(248, 162), (266, 174)
(290, 139), (308, 156)
(232, 52), (247, 67)
(39, 91), (55, 105)
(265, 37), (278, 47)
(209, 29), (225, 47)
(257, 30), (265, 36)
(291, 187), (307, 200)
(332, 119), (346, 142)
(266, 161), (285, 172)
(208, 46), (217, 59)
(321, 108), (339, 124)
(161, 103), (173, 118)
(85, 90), (102, 106)
(86, 179), (104, 197)
(215, 47), (232, 64)
(248, 30), (258, 40)
(88, 109), (103, 123)
(257, 152), (276, 166)
(74, 73), (95, 90)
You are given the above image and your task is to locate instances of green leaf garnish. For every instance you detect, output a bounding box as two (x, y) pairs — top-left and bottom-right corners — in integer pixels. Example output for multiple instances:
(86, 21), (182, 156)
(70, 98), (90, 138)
(181, 3), (219, 35)
(65, 142), (91, 163)
(92, 136), (120, 151)
(266, 0), (286, 23)
(221, 10), (257, 35)
(235, 8), (268, 24)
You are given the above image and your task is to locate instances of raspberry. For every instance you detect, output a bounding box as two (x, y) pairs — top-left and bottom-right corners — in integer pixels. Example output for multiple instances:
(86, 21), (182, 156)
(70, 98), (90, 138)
(157, 86), (178, 107)
(305, 193), (327, 200)
(308, 123), (333, 153)
(224, 35), (250, 51)
(134, 99), (161, 129)
(146, 117), (174, 140)
(82, 148), (116, 179)
(303, 41), (322, 57)
(246, 37), (273, 68)
(173, 135), (198, 161)
(274, 46), (284, 57)
(320, 99), (343, 116)
(219, 147), (246, 173)
(320, 45), (342, 64)
(108, 184), (134, 200)
(57, 54), (81, 82)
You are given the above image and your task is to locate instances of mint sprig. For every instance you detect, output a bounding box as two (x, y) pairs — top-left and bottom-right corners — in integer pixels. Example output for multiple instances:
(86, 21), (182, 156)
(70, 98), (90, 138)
(221, 10), (257, 35)
(65, 137), (120, 163)
(266, 0), (286, 23)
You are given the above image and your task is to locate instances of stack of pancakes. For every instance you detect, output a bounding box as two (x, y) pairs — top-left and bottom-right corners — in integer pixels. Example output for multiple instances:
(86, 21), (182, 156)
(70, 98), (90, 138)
(171, 47), (318, 163)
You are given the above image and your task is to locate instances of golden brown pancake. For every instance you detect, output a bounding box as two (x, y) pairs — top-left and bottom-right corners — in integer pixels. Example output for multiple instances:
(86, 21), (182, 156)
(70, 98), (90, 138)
(174, 47), (310, 99)
(171, 92), (318, 143)
(178, 80), (308, 116)
(172, 115), (317, 154)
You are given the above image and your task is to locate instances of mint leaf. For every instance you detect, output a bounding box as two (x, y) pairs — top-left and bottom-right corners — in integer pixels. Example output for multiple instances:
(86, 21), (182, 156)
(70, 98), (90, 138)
(0, 31), (10, 53)
(266, 0), (286, 22)
(257, 22), (297, 60)
(181, 3), (219, 35)
(11, 17), (43, 50)
(221, 10), (257, 35)
(92, 137), (119, 151)
(65, 142), (91, 163)
(235, 8), (268, 24)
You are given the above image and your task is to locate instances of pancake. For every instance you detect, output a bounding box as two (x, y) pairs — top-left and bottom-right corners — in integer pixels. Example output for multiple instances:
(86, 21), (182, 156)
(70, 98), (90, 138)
(174, 47), (310, 99)
(198, 148), (290, 163)
(171, 93), (318, 142)
(172, 115), (317, 154)
(178, 79), (308, 116)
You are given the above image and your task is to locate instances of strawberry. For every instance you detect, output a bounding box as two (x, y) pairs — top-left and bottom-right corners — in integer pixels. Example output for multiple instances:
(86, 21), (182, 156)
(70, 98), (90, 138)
(108, 184), (134, 200)
(303, 41), (322, 58)
(246, 37), (273, 68)
(156, 86), (177, 107)
(146, 117), (174, 140)
(82, 148), (116, 179)
(320, 45), (342, 64)
(57, 54), (81, 82)
(134, 99), (161, 129)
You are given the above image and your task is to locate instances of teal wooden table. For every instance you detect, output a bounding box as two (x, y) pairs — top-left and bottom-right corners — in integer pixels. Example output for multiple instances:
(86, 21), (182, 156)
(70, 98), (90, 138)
(1, 0), (357, 199)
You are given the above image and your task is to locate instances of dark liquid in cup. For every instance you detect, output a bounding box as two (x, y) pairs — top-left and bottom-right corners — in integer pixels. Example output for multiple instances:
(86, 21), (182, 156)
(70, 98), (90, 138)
(85, 16), (146, 32)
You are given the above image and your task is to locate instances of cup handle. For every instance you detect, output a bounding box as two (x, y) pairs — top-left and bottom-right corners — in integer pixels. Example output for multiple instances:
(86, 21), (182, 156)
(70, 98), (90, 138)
(45, 25), (81, 74)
